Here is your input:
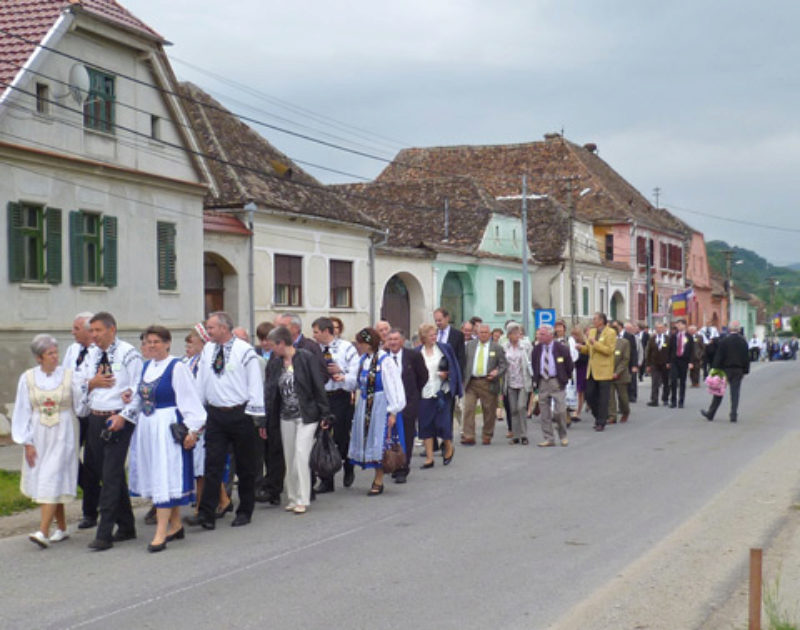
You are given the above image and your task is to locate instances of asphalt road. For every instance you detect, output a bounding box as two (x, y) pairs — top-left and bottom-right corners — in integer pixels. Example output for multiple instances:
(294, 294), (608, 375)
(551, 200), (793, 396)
(1, 359), (797, 630)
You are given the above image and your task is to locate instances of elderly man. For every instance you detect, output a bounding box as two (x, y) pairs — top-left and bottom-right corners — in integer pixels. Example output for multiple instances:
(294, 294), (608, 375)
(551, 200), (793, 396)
(193, 311), (265, 529)
(62, 312), (99, 529)
(701, 320), (750, 423)
(81, 312), (142, 550)
(622, 322), (639, 403)
(312, 316), (359, 492)
(461, 323), (507, 445)
(531, 324), (573, 446)
(608, 321), (632, 424)
(645, 322), (671, 407)
(689, 325), (705, 387)
(434, 307), (467, 442)
(580, 312), (617, 432)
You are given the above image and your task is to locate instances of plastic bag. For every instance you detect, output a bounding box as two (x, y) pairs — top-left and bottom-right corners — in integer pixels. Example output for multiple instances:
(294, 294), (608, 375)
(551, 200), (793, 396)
(310, 427), (343, 479)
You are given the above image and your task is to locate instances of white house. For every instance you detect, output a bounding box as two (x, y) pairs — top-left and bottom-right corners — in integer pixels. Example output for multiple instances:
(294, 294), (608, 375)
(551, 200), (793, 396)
(0, 0), (209, 414)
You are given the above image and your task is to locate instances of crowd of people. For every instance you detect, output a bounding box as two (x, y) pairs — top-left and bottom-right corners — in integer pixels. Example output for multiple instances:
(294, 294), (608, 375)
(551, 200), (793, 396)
(12, 307), (758, 552)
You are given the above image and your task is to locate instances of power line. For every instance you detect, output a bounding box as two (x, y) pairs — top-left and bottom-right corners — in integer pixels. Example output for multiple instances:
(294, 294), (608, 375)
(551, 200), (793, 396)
(665, 203), (800, 234)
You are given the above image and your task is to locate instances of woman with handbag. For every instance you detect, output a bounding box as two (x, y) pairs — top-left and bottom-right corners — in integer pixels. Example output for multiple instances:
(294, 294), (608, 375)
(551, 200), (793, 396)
(128, 326), (206, 552)
(348, 328), (406, 496)
(416, 324), (462, 467)
(263, 326), (331, 514)
(12, 334), (85, 548)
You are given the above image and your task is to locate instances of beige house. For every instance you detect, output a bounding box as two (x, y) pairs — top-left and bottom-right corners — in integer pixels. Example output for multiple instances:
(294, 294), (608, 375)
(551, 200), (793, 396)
(180, 83), (382, 337)
(0, 0), (209, 415)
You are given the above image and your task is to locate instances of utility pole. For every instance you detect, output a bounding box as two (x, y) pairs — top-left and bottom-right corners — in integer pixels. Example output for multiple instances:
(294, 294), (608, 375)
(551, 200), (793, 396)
(723, 249), (734, 326)
(568, 181), (577, 325)
(646, 238), (653, 329)
(443, 198), (449, 241)
(521, 175), (530, 336)
(653, 187), (661, 209)
(768, 276), (777, 332)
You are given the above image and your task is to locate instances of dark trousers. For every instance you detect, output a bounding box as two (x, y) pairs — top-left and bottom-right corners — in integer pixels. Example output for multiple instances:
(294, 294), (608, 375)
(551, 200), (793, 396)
(669, 360), (689, 405)
(707, 368), (744, 420)
(690, 362), (702, 386)
(628, 375), (638, 402)
(258, 413), (285, 499)
(650, 366), (670, 403)
(84, 414), (135, 541)
(749, 348), (760, 362)
(585, 376), (611, 427)
(324, 390), (354, 480)
(77, 415), (101, 519)
(399, 411), (417, 473)
(200, 406), (258, 520)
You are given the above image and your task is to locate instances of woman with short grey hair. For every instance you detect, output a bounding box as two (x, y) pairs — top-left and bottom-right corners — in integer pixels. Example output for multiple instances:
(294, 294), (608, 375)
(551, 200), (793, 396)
(12, 334), (86, 548)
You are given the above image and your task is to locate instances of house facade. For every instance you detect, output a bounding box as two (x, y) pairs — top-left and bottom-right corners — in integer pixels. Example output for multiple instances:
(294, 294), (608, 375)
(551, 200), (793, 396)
(0, 0), (208, 413)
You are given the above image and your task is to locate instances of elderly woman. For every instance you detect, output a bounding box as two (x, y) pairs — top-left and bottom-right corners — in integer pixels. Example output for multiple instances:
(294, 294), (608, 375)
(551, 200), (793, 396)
(349, 328), (406, 496)
(263, 326), (331, 514)
(129, 326), (206, 552)
(571, 325), (589, 422)
(12, 334), (85, 548)
(502, 323), (533, 444)
(416, 324), (462, 467)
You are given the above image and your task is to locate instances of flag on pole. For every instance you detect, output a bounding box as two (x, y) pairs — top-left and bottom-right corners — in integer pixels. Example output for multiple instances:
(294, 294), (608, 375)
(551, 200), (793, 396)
(773, 313), (782, 330)
(669, 289), (694, 317)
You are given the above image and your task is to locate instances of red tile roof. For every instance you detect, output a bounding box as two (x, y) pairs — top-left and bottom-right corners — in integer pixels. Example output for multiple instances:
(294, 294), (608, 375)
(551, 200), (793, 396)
(203, 211), (251, 236)
(0, 0), (162, 93)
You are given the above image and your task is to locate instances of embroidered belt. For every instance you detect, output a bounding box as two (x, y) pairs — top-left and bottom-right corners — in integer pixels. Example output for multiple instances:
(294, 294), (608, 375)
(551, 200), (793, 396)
(90, 409), (121, 417)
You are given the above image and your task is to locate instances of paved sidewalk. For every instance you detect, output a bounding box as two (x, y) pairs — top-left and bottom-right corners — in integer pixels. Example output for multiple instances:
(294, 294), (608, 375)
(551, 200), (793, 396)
(0, 442), (21, 472)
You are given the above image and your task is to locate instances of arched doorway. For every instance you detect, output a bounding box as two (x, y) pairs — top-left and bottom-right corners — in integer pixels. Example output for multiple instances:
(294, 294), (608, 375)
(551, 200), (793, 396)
(204, 252), (238, 320)
(441, 272), (464, 326)
(610, 290), (625, 321)
(381, 275), (410, 336)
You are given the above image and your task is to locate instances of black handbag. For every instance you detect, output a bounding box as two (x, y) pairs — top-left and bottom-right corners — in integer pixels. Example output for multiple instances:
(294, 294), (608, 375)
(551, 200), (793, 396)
(169, 422), (189, 445)
(310, 427), (343, 479)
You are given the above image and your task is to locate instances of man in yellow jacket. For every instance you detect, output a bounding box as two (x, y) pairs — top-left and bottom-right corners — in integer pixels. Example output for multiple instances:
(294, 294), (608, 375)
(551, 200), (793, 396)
(579, 312), (618, 431)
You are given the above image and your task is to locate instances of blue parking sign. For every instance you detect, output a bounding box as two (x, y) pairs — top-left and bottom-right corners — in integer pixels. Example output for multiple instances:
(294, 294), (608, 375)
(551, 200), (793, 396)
(534, 309), (556, 330)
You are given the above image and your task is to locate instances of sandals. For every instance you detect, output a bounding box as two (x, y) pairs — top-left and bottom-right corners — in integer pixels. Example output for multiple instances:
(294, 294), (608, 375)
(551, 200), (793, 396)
(367, 482), (384, 496)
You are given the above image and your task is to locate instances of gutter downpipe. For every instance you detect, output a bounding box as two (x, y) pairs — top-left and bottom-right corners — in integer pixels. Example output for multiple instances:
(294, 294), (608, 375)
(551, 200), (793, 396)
(369, 229), (390, 324)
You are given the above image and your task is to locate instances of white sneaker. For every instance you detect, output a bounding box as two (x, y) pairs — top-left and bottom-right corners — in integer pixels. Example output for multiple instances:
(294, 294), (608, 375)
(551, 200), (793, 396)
(49, 528), (69, 543)
(28, 531), (50, 548)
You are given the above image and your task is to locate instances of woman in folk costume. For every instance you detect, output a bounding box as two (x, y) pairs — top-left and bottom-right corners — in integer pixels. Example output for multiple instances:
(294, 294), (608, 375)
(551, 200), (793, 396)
(348, 328), (406, 496)
(12, 334), (85, 548)
(129, 325), (206, 552)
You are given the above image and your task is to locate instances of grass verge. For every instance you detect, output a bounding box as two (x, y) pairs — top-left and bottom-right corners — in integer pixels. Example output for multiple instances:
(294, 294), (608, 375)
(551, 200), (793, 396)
(765, 576), (799, 630)
(0, 469), (36, 516)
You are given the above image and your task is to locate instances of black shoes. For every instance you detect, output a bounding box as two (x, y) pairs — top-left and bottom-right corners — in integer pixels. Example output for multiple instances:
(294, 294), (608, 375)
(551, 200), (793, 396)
(78, 516), (97, 530)
(231, 514), (251, 527)
(165, 527), (185, 542)
(420, 460), (435, 469)
(730, 416), (738, 423)
(315, 480), (335, 494)
(88, 538), (113, 551)
(701, 409), (713, 421)
(144, 506), (157, 525)
(112, 529), (137, 542)
(443, 448), (455, 465)
(646, 402), (658, 407)
(669, 402), (677, 409)
(147, 541), (167, 553)
(394, 471), (408, 484)
(215, 502), (234, 519)
(185, 514), (215, 530)
(678, 402), (684, 409)
(343, 465), (355, 488)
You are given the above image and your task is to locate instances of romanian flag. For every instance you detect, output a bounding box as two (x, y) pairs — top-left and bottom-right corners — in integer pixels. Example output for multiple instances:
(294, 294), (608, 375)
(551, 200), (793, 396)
(773, 314), (782, 330)
(669, 289), (694, 317)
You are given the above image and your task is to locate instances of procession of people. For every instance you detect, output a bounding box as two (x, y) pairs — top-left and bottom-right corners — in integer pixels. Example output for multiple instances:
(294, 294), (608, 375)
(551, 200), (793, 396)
(11, 307), (765, 551)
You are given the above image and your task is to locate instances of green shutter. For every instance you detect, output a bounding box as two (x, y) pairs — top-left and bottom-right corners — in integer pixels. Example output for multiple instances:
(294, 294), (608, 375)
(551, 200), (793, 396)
(7, 202), (24, 282)
(69, 211), (84, 285)
(102, 215), (117, 287)
(157, 221), (177, 290)
(45, 207), (62, 284)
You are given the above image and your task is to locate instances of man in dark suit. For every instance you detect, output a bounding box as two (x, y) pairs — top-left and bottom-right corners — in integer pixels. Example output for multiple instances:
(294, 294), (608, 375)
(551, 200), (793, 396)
(462, 323), (507, 445)
(667, 318), (694, 408)
(621, 322), (639, 402)
(531, 324), (573, 446)
(638, 323), (650, 382)
(645, 322), (670, 406)
(385, 328), (428, 483)
(701, 320), (750, 422)
(688, 325), (705, 387)
(434, 307), (466, 443)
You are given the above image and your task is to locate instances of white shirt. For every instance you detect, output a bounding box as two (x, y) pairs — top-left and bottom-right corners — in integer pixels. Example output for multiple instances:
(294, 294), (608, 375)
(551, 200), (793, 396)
(196, 337), (265, 416)
(436, 325), (451, 344)
(421, 345), (444, 398)
(62, 341), (94, 371)
(132, 356), (207, 432)
(471, 341), (491, 377)
(320, 337), (359, 392)
(79, 338), (142, 421)
(360, 350), (406, 414)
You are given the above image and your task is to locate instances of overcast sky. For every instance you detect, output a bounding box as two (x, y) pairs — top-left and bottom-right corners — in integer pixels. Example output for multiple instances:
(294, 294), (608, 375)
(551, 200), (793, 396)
(127, 0), (800, 265)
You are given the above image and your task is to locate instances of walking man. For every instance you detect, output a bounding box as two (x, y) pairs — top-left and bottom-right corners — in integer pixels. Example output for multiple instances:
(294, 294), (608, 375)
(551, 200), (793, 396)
(668, 318), (694, 408)
(580, 312), (616, 431)
(608, 322), (631, 424)
(461, 324), (506, 445)
(701, 321), (750, 422)
(645, 322), (670, 407)
(531, 324), (573, 446)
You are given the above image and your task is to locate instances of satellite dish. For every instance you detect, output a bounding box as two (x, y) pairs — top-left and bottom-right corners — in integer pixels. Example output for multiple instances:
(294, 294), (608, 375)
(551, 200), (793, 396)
(67, 64), (90, 104)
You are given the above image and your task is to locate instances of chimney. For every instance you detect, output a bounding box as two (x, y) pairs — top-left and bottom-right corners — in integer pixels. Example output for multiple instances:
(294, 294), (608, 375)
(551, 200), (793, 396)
(583, 143), (597, 154)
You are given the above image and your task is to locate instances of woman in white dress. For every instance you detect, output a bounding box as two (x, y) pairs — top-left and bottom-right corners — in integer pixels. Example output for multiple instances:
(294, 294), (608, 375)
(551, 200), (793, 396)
(348, 328), (405, 496)
(129, 326), (206, 552)
(12, 334), (84, 548)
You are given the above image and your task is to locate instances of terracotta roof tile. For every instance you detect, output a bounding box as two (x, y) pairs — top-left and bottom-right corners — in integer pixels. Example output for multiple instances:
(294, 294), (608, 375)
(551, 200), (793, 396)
(0, 0), (161, 94)
(203, 211), (251, 236)
(376, 136), (691, 237)
(179, 82), (378, 230)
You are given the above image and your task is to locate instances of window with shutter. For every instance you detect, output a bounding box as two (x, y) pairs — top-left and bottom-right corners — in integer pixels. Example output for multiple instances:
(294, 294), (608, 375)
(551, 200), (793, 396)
(605, 234), (614, 261)
(275, 254), (302, 306)
(636, 236), (646, 265)
(6, 201), (55, 283)
(512, 280), (521, 312)
(69, 211), (117, 287)
(496, 279), (505, 313)
(157, 221), (177, 290)
(329, 259), (352, 308)
(102, 216), (117, 287)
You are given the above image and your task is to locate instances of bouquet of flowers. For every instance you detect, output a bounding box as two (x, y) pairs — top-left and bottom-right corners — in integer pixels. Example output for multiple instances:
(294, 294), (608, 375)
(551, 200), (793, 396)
(705, 369), (727, 397)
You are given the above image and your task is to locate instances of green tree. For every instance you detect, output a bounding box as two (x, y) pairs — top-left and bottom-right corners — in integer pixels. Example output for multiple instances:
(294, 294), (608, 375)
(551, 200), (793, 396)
(791, 315), (800, 336)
